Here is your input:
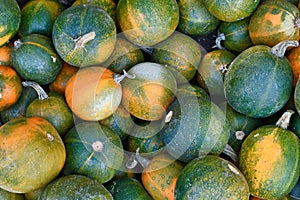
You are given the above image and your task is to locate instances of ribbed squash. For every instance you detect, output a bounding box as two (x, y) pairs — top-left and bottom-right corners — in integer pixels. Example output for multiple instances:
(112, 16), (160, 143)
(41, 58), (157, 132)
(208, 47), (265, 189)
(0, 117), (66, 193)
(116, 0), (179, 46)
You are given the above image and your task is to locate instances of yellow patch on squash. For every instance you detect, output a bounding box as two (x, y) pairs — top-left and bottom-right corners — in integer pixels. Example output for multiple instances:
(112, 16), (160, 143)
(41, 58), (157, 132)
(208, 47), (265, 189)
(0, 34), (12, 47)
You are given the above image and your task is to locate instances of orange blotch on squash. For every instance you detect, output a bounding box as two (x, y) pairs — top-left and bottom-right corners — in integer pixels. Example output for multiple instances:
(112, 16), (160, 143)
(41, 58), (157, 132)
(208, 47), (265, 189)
(288, 45), (300, 86)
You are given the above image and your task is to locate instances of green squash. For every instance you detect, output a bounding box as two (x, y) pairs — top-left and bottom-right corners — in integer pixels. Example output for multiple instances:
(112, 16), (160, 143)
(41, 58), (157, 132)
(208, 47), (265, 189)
(0, 188), (24, 200)
(177, 0), (220, 36)
(24, 187), (44, 200)
(11, 34), (62, 85)
(159, 96), (230, 163)
(175, 155), (250, 199)
(239, 125), (300, 199)
(52, 5), (116, 67)
(151, 32), (202, 84)
(176, 84), (210, 100)
(106, 177), (152, 200)
(40, 175), (113, 200)
(18, 0), (65, 37)
(224, 42), (294, 118)
(0, 0), (21, 47)
(116, 0), (179, 46)
(62, 122), (124, 184)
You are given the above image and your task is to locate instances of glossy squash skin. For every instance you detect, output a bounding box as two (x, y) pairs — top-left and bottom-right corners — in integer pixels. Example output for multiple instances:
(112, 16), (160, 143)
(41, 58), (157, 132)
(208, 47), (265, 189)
(249, 0), (300, 47)
(0, 117), (66, 193)
(40, 175), (113, 200)
(52, 5), (116, 67)
(116, 0), (179, 46)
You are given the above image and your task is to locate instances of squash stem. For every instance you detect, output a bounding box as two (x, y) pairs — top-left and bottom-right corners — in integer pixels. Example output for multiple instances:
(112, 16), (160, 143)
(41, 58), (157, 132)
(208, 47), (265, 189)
(114, 69), (136, 84)
(276, 109), (295, 130)
(214, 33), (226, 50)
(235, 131), (245, 140)
(14, 39), (22, 49)
(22, 81), (48, 100)
(74, 31), (96, 51)
(92, 141), (103, 152)
(135, 148), (150, 169)
(271, 40), (299, 58)
(222, 144), (238, 163)
(126, 154), (138, 169)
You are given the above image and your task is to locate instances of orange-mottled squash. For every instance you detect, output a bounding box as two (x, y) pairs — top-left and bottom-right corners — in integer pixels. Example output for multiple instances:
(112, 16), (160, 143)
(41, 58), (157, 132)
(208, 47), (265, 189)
(288, 45), (300, 86)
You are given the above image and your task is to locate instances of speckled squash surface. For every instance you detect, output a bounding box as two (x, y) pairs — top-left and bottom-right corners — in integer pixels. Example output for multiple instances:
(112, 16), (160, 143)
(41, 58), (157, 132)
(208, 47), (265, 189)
(65, 66), (122, 121)
(151, 32), (202, 84)
(175, 155), (250, 199)
(0, 66), (22, 112)
(142, 154), (184, 200)
(203, 0), (259, 22)
(18, 0), (65, 37)
(177, 0), (220, 36)
(0, 117), (66, 193)
(40, 175), (113, 200)
(106, 177), (152, 200)
(116, 0), (179, 46)
(62, 122), (124, 184)
(249, 0), (300, 47)
(11, 34), (62, 85)
(0, 0), (21, 47)
(224, 45), (293, 118)
(121, 62), (177, 121)
(52, 5), (116, 67)
(239, 125), (300, 199)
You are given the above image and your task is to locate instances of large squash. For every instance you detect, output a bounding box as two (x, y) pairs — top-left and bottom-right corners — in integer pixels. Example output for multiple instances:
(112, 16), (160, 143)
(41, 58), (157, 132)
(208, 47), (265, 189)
(0, 117), (66, 193)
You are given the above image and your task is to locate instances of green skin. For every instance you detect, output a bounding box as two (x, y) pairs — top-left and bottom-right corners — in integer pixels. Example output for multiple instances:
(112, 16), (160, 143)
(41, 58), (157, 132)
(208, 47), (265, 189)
(0, 86), (37, 123)
(177, 0), (220, 36)
(102, 37), (144, 74)
(218, 17), (253, 53)
(197, 49), (235, 98)
(159, 97), (230, 163)
(18, 0), (65, 37)
(224, 45), (293, 118)
(106, 177), (152, 200)
(219, 102), (263, 154)
(294, 78), (300, 118)
(62, 122), (124, 184)
(176, 84), (210, 100)
(24, 187), (44, 200)
(52, 5), (116, 67)
(116, 0), (179, 47)
(11, 34), (62, 85)
(175, 155), (250, 200)
(0, 0), (21, 47)
(203, 0), (260, 22)
(40, 175), (113, 200)
(239, 125), (300, 199)
(151, 32), (201, 84)
(0, 188), (24, 200)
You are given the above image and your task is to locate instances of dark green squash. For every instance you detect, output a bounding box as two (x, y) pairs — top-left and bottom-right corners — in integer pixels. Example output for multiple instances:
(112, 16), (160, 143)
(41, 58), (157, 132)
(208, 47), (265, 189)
(11, 34), (62, 85)
(175, 155), (250, 199)
(224, 41), (295, 118)
(40, 175), (113, 199)
(62, 122), (124, 184)
(106, 177), (151, 200)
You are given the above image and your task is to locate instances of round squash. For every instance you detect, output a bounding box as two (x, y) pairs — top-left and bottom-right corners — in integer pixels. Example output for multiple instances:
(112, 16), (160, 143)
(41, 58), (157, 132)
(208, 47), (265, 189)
(40, 175), (113, 200)
(151, 32), (202, 84)
(0, 66), (22, 112)
(175, 155), (250, 199)
(52, 4), (116, 67)
(203, 0), (259, 22)
(24, 187), (44, 200)
(62, 122), (124, 184)
(288, 45), (300, 86)
(176, 83), (210, 100)
(159, 96), (230, 163)
(116, 0), (179, 47)
(0, 43), (13, 66)
(239, 125), (300, 199)
(106, 177), (152, 200)
(224, 42), (294, 118)
(0, 0), (21, 47)
(24, 81), (74, 136)
(65, 66), (122, 121)
(0, 188), (24, 200)
(121, 62), (177, 121)
(11, 34), (62, 85)
(18, 0), (65, 37)
(177, 0), (220, 36)
(142, 154), (184, 200)
(0, 116), (66, 193)
(249, 0), (300, 47)
(102, 36), (144, 74)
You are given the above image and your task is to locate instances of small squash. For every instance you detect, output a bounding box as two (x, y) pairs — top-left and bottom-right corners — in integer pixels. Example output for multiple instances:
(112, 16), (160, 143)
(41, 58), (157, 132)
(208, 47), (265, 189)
(0, 116), (66, 193)
(52, 4), (116, 67)
(116, 0), (179, 46)
(65, 66), (122, 121)
(0, 66), (22, 112)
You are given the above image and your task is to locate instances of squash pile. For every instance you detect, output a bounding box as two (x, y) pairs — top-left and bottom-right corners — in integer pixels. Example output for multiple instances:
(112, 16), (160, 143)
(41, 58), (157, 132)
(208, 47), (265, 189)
(1, 0), (300, 199)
